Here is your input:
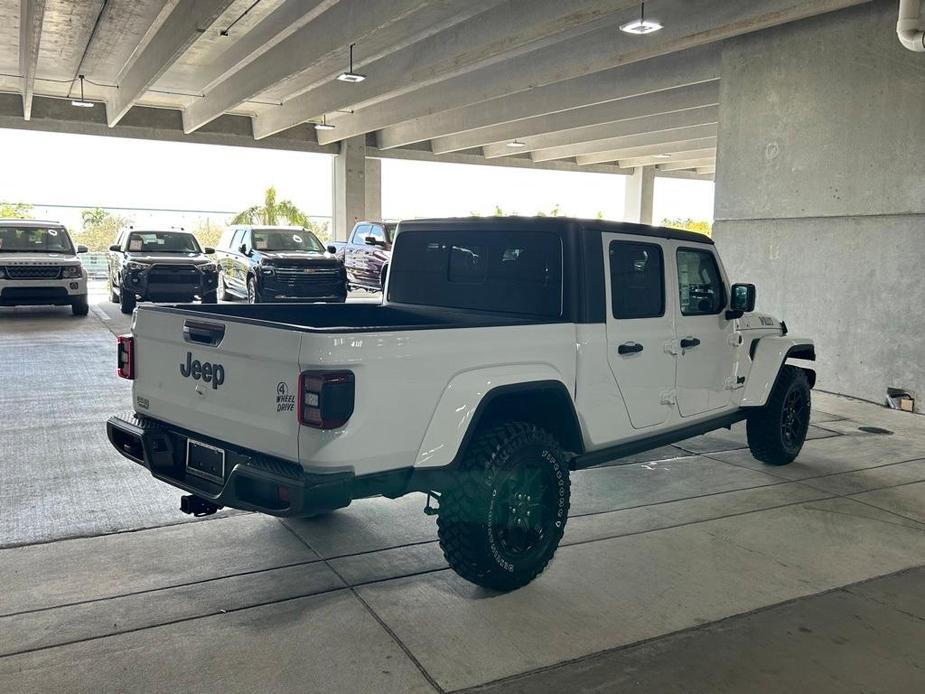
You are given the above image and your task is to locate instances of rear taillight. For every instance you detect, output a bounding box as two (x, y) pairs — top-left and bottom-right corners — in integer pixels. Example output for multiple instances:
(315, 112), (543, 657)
(117, 335), (135, 379)
(298, 371), (354, 429)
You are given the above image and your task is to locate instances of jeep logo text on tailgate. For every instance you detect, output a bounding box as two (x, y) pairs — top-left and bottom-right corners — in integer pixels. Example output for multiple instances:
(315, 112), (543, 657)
(180, 352), (225, 389)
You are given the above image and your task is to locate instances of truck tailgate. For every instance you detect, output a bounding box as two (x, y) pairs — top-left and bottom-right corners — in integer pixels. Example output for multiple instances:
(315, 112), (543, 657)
(131, 307), (303, 461)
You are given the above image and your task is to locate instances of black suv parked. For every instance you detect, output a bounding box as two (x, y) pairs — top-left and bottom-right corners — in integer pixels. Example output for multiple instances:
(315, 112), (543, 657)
(215, 226), (347, 303)
(108, 229), (219, 314)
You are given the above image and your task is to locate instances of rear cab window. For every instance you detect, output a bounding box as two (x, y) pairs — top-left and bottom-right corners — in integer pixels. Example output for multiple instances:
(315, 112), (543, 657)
(388, 230), (563, 318)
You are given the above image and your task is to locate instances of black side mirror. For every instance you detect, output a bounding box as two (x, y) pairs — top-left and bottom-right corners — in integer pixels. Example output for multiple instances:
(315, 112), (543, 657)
(108, 244), (121, 252)
(364, 236), (380, 246)
(327, 245), (337, 254)
(77, 245), (89, 254)
(204, 247), (215, 254)
(238, 243), (249, 255)
(726, 283), (756, 319)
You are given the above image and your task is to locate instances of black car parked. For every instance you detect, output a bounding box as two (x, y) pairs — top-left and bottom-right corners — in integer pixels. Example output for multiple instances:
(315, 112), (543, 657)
(215, 226), (347, 303)
(108, 229), (219, 314)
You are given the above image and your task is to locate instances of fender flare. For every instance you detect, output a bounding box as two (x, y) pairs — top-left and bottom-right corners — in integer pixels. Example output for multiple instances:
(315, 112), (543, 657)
(740, 337), (816, 408)
(413, 367), (582, 470)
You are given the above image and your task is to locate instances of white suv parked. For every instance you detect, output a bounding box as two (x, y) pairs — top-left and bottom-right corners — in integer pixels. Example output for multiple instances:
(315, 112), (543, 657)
(0, 219), (89, 316)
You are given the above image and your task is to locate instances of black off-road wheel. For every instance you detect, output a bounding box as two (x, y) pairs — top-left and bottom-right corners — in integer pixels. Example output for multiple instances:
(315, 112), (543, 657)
(437, 422), (571, 591)
(746, 366), (811, 466)
(71, 294), (89, 316)
(119, 289), (136, 315)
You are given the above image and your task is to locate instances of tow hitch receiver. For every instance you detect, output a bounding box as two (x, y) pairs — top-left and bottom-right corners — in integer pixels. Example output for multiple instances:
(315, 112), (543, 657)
(180, 495), (222, 517)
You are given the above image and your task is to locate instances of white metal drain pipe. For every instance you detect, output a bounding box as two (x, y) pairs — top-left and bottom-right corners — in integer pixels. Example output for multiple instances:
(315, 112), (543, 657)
(898, 0), (925, 51)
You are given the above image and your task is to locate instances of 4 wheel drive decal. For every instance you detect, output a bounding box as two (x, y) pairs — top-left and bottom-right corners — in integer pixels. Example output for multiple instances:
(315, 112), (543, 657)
(179, 352), (225, 389)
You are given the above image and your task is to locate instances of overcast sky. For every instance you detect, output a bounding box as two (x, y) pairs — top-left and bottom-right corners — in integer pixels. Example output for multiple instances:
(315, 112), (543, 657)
(0, 128), (714, 230)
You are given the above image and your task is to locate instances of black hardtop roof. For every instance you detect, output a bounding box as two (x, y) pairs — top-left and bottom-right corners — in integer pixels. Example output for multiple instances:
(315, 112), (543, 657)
(396, 216), (713, 245)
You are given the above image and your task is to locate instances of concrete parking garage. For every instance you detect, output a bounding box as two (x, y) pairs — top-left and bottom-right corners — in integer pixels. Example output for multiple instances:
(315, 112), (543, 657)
(2, 0), (925, 692)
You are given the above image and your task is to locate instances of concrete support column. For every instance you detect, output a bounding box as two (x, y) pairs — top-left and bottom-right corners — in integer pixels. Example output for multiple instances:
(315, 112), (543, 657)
(332, 135), (368, 241)
(712, 0), (925, 408)
(624, 166), (655, 225)
(365, 157), (382, 222)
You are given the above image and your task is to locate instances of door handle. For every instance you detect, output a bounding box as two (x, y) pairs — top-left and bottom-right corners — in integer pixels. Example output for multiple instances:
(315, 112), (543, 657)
(618, 342), (644, 355)
(680, 337), (701, 349)
(183, 320), (226, 347)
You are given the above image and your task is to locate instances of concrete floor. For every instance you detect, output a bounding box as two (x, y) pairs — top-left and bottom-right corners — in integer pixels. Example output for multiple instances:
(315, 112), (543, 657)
(1, 285), (924, 693)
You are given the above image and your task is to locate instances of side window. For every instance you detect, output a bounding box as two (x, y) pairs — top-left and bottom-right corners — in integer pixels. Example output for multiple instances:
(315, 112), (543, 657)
(352, 224), (370, 244)
(676, 248), (725, 316)
(368, 224), (386, 243)
(218, 228), (234, 249)
(609, 240), (665, 319)
(240, 230), (252, 253)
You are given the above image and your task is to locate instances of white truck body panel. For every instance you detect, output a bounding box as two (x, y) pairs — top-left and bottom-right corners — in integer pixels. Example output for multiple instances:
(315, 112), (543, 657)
(132, 309), (305, 461)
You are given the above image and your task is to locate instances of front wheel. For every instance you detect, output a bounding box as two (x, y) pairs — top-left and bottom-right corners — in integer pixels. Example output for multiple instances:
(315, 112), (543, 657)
(246, 276), (260, 304)
(218, 274), (232, 301)
(437, 422), (570, 591)
(119, 289), (136, 315)
(746, 366), (811, 466)
(71, 295), (89, 316)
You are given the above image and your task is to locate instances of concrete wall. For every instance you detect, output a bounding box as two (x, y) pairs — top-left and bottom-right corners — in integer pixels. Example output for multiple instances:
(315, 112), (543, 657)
(713, 0), (925, 408)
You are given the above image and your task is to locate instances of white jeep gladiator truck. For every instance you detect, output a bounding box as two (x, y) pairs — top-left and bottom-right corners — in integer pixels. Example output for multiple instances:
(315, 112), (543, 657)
(0, 219), (89, 316)
(108, 217), (815, 590)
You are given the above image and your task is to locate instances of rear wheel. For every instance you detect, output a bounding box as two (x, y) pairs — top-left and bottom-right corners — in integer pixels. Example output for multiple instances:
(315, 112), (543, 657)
(747, 366), (811, 466)
(71, 295), (89, 316)
(119, 289), (136, 315)
(437, 422), (570, 591)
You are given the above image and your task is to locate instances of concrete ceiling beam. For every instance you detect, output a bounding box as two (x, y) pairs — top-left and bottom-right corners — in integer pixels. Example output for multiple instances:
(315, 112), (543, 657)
(379, 47), (720, 150)
(19, 0), (47, 121)
(578, 138), (717, 166)
(253, 0), (637, 140)
(618, 148), (718, 168)
(431, 81), (720, 155)
(107, 0), (235, 127)
(480, 103), (719, 159)
(657, 157), (716, 172)
(529, 123), (719, 163)
(194, 0), (342, 93)
(182, 0), (483, 134)
(326, 0), (868, 145)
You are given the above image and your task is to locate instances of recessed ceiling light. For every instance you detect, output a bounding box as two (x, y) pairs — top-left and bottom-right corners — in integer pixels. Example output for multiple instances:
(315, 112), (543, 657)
(70, 75), (95, 108)
(314, 115), (335, 131)
(507, 139), (527, 148)
(620, 2), (662, 35)
(337, 43), (366, 83)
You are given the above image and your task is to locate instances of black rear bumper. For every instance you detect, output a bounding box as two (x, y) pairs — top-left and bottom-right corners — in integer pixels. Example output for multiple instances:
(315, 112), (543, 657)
(106, 413), (355, 517)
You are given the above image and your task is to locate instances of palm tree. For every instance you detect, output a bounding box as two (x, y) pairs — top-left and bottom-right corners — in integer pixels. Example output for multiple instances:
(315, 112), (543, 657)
(230, 186), (310, 227)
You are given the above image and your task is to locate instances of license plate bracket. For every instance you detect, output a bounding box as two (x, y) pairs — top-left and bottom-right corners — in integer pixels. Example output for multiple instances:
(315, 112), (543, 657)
(186, 438), (226, 484)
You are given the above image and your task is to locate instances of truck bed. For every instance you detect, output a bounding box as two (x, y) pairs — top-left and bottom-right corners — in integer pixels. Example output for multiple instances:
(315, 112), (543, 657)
(144, 301), (553, 332)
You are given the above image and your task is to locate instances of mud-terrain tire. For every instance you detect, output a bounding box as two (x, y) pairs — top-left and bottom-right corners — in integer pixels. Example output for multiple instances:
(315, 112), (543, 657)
(71, 295), (89, 316)
(437, 422), (570, 591)
(119, 289), (136, 315)
(747, 366), (811, 466)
